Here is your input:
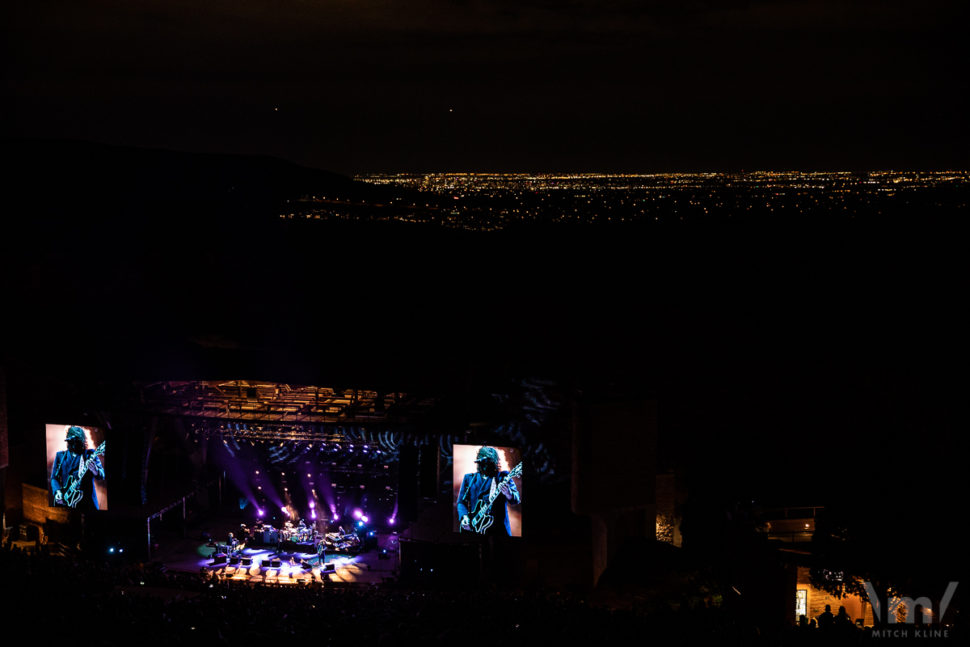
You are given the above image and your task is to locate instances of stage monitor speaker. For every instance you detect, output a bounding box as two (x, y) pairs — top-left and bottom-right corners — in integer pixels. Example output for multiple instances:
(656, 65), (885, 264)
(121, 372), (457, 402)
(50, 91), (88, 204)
(211, 553), (227, 565)
(419, 445), (440, 499)
(240, 557), (253, 566)
(228, 556), (240, 565)
(269, 559), (282, 568)
(321, 562), (336, 573)
(398, 444), (418, 523)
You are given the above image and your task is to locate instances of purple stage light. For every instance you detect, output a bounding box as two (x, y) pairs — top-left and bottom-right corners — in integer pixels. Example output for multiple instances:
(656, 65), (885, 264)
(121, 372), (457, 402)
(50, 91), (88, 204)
(332, 513), (340, 521)
(311, 510), (317, 520)
(258, 509), (265, 517)
(361, 515), (369, 523)
(388, 517), (396, 525)
(352, 509), (363, 520)
(309, 501), (315, 509)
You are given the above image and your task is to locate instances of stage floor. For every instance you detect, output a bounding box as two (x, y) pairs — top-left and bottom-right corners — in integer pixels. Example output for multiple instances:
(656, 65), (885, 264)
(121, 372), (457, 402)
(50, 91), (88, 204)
(150, 518), (400, 586)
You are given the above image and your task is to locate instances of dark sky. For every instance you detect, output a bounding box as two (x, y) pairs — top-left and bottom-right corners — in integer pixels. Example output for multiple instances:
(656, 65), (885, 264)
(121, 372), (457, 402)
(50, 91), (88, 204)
(3, 0), (969, 173)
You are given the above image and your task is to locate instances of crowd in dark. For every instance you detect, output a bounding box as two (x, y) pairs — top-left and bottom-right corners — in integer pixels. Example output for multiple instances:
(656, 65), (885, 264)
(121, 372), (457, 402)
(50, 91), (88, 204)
(1, 541), (919, 646)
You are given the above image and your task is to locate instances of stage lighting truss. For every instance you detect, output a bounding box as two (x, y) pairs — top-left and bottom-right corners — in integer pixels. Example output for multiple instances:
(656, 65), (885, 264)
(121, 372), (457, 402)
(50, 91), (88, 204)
(139, 380), (442, 453)
(139, 380), (434, 425)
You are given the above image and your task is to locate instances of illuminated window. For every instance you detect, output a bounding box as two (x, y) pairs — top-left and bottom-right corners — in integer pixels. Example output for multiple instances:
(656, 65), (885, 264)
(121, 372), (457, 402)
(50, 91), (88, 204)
(796, 590), (808, 620)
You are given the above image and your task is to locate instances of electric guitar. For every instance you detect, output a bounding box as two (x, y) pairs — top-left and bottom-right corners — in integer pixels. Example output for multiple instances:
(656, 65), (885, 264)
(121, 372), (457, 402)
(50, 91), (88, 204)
(463, 462), (522, 534)
(58, 441), (106, 508)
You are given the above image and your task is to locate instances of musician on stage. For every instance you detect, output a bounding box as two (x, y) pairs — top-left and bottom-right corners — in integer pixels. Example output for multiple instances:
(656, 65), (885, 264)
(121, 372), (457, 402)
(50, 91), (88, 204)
(315, 538), (326, 566)
(50, 426), (105, 511)
(274, 530), (285, 557)
(457, 446), (520, 536)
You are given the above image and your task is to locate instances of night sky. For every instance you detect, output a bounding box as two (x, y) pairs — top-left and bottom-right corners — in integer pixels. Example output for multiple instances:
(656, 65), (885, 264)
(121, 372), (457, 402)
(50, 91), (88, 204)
(4, 0), (969, 174)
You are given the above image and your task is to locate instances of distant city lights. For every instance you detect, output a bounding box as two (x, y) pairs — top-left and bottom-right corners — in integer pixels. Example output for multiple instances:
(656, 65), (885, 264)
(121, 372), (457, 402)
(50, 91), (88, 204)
(267, 171), (970, 231)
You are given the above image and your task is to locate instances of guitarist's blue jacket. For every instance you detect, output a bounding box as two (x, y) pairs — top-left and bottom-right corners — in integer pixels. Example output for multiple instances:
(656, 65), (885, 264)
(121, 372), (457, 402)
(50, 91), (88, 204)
(51, 449), (104, 510)
(457, 471), (520, 536)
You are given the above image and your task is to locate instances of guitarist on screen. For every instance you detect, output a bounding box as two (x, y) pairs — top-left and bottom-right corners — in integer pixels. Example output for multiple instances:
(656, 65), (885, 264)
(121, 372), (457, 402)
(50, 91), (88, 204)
(457, 446), (520, 536)
(50, 426), (105, 511)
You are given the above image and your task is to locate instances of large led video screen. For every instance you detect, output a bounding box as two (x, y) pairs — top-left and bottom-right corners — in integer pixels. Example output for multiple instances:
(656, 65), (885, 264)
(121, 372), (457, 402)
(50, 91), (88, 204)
(452, 444), (522, 537)
(46, 424), (108, 511)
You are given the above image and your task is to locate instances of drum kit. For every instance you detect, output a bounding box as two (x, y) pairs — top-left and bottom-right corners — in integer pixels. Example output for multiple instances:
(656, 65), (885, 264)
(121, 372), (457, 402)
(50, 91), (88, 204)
(237, 518), (361, 554)
(282, 526), (315, 542)
(248, 521), (317, 545)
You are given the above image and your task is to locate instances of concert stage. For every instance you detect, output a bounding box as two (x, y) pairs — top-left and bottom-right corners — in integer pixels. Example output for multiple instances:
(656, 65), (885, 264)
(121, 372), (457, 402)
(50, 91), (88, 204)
(152, 519), (400, 586)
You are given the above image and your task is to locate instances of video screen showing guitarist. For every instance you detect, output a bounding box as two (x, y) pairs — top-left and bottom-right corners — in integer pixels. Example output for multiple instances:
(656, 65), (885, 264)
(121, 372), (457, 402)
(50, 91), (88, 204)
(48, 425), (107, 511)
(456, 445), (522, 537)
